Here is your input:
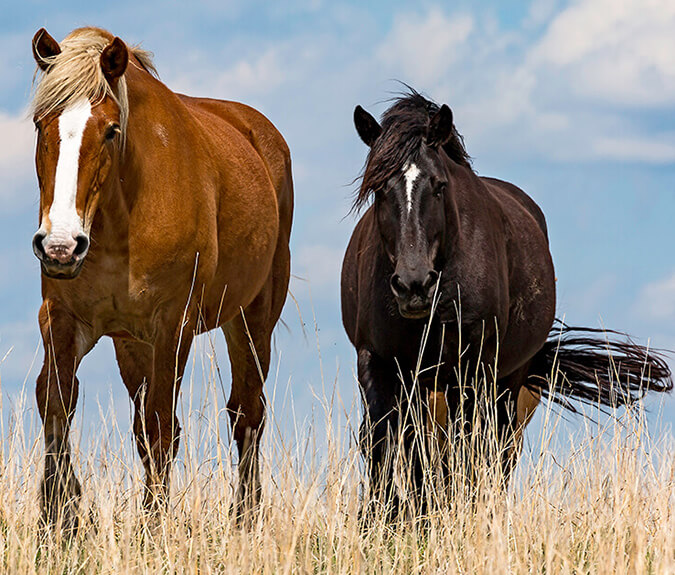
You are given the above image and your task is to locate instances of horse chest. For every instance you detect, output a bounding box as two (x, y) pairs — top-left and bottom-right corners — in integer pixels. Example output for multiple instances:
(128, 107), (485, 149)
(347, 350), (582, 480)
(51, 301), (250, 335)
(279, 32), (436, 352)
(70, 289), (155, 340)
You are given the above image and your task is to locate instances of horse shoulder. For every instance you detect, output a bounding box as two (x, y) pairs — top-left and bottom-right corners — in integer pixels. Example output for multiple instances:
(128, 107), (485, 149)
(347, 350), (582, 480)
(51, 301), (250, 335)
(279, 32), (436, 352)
(341, 209), (369, 345)
(342, 207), (385, 347)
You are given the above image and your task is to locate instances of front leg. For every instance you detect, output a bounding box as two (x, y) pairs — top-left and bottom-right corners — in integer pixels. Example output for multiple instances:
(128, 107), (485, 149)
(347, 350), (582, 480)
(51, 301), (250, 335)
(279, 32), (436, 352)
(36, 299), (94, 532)
(358, 348), (401, 514)
(137, 310), (195, 511)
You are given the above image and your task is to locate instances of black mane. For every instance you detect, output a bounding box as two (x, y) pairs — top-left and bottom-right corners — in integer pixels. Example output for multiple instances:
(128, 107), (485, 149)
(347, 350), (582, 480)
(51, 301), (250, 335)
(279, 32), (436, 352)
(354, 90), (472, 211)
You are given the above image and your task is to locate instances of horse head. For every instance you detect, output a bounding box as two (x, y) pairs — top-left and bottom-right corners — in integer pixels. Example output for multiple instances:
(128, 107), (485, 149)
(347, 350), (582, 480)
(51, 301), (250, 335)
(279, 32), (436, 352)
(31, 28), (129, 279)
(354, 100), (457, 319)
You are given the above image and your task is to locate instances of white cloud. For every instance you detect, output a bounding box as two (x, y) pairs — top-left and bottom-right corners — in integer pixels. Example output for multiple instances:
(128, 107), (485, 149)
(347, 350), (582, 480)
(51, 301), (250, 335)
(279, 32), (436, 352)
(214, 48), (285, 95)
(377, 9), (474, 86)
(0, 111), (35, 205)
(592, 135), (675, 163)
(154, 2), (675, 168)
(635, 271), (675, 320)
(368, 2), (675, 164)
(525, 0), (562, 29)
(530, 0), (675, 107)
(169, 45), (292, 102)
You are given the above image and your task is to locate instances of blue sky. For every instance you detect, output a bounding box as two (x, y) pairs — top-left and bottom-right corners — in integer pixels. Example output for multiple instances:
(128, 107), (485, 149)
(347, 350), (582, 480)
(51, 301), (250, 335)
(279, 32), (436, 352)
(1, 0), (674, 446)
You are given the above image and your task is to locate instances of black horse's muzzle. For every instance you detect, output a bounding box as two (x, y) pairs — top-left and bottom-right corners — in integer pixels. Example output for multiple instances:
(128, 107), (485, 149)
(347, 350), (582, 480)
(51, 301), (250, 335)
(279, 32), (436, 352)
(390, 269), (439, 319)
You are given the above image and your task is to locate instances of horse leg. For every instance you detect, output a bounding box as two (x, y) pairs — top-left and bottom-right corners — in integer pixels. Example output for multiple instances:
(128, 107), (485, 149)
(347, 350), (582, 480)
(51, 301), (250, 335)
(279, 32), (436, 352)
(222, 300), (275, 518)
(135, 316), (194, 511)
(511, 383), (540, 461)
(36, 299), (93, 531)
(357, 348), (400, 515)
(495, 361), (540, 484)
(426, 390), (449, 445)
(425, 389), (449, 496)
(112, 338), (155, 503)
(222, 235), (289, 518)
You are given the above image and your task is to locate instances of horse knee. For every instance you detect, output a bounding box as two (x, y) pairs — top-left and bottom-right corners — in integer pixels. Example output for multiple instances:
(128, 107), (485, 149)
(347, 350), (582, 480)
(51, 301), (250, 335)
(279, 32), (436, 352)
(36, 367), (79, 428)
(134, 409), (181, 468)
(227, 392), (265, 443)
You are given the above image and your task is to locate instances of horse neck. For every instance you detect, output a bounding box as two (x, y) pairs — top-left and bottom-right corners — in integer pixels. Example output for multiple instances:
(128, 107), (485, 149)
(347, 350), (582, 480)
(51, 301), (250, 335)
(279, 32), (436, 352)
(93, 68), (173, 244)
(117, 65), (186, 210)
(446, 164), (490, 247)
(91, 162), (129, 246)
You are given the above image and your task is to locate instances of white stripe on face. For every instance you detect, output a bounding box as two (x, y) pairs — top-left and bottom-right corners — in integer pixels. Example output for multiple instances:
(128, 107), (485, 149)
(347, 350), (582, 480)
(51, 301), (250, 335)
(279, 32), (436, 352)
(403, 161), (420, 214)
(48, 99), (91, 243)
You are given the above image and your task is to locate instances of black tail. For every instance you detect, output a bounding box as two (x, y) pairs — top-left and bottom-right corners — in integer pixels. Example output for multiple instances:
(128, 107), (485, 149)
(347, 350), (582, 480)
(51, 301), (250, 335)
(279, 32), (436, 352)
(529, 320), (673, 411)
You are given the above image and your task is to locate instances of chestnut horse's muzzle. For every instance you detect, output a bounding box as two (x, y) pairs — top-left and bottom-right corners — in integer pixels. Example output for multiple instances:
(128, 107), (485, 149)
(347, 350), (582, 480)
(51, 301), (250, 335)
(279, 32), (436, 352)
(32, 230), (89, 279)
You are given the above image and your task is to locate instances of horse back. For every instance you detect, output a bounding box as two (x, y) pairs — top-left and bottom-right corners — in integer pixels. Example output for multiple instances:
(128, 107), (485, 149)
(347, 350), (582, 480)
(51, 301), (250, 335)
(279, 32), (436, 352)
(177, 95), (294, 234)
(480, 177), (549, 241)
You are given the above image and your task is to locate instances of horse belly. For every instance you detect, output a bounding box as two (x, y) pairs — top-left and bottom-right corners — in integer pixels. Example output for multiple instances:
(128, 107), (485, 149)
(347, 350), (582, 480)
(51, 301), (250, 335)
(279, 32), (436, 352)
(499, 249), (556, 376)
(201, 195), (279, 327)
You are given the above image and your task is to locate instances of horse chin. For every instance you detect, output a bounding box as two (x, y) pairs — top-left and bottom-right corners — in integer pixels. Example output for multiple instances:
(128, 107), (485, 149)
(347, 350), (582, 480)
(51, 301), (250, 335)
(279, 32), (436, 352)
(40, 260), (85, 280)
(397, 303), (432, 320)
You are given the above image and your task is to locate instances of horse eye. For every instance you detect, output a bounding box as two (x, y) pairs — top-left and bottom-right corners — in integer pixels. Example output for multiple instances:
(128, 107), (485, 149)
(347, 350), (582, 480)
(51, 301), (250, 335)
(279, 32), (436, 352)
(433, 182), (447, 197)
(105, 124), (120, 141)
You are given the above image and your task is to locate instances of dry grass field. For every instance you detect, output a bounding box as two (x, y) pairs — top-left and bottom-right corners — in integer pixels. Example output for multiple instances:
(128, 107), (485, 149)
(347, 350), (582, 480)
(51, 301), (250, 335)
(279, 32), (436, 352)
(0, 339), (673, 575)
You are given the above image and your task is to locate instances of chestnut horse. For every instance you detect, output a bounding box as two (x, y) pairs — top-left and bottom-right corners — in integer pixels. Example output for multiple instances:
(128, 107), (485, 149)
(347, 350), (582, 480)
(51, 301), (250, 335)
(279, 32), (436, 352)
(342, 91), (672, 513)
(30, 27), (293, 526)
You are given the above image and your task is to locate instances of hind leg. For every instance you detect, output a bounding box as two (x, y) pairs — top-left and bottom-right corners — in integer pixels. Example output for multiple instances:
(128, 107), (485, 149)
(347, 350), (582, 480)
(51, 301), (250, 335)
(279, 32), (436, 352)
(513, 385), (540, 455)
(495, 362), (540, 483)
(224, 248), (289, 516)
(223, 303), (276, 516)
(144, 321), (194, 510)
(425, 389), (449, 488)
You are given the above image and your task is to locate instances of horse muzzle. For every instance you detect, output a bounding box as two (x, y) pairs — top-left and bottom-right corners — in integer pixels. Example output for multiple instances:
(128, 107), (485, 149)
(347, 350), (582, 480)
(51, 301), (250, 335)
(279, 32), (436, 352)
(33, 230), (89, 279)
(397, 297), (433, 319)
(390, 269), (439, 319)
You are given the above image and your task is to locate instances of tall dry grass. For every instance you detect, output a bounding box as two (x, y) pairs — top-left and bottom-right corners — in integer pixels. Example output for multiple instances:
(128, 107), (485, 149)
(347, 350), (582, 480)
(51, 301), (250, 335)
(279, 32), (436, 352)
(0, 334), (673, 574)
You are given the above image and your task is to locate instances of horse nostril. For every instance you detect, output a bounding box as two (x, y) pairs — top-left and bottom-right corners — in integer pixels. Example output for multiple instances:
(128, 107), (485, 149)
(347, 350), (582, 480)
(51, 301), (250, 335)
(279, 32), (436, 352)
(390, 274), (409, 297)
(423, 270), (439, 293)
(32, 232), (47, 260)
(73, 234), (89, 258)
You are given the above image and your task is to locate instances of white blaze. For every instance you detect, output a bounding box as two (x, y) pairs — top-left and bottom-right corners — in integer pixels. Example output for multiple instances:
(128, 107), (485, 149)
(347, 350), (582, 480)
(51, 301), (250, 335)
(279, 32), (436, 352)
(47, 99), (91, 243)
(403, 161), (420, 214)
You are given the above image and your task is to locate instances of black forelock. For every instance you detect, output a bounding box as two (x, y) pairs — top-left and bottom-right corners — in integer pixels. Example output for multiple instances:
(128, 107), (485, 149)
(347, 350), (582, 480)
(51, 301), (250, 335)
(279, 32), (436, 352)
(353, 89), (471, 212)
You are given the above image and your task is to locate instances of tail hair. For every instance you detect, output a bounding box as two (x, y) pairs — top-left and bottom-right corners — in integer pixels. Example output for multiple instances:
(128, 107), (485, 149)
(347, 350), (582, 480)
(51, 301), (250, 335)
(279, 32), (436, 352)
(529, 320), (673, 412)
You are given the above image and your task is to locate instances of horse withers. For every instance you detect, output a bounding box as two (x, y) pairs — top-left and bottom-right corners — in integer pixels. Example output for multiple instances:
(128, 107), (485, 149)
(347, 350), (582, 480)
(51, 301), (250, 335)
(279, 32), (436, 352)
(341, 90), (672, 515)
(30, 27), (293, 528)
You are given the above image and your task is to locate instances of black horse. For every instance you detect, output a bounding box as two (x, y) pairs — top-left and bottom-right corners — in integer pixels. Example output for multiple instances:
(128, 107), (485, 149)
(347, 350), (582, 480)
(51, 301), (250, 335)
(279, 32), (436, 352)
(341, 90), (672, 511)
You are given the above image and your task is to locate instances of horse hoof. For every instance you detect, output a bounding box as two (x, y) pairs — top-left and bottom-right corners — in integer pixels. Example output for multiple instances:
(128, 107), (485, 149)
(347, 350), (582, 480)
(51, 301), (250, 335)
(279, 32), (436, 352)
(40, 499), (81, 538)
(40, 474), (82, 537)
(230, 491), (262, 528)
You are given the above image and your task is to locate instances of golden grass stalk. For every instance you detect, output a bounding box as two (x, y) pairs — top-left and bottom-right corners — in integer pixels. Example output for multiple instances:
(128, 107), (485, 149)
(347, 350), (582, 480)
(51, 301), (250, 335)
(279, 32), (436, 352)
(0, 330), (672, 574)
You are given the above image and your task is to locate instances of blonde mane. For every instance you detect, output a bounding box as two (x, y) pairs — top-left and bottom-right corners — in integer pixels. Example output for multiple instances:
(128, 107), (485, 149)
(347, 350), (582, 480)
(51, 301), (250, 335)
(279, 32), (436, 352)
(31, 27), (157, 141)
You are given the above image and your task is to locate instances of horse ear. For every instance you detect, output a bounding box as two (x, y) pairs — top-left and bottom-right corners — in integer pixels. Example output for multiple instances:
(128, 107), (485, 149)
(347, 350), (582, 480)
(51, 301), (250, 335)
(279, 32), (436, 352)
(100, 37), (129, 84)
(32, 28), (61, 71)
(354, 105), (382, 147)
(427, 104), (454, 148)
